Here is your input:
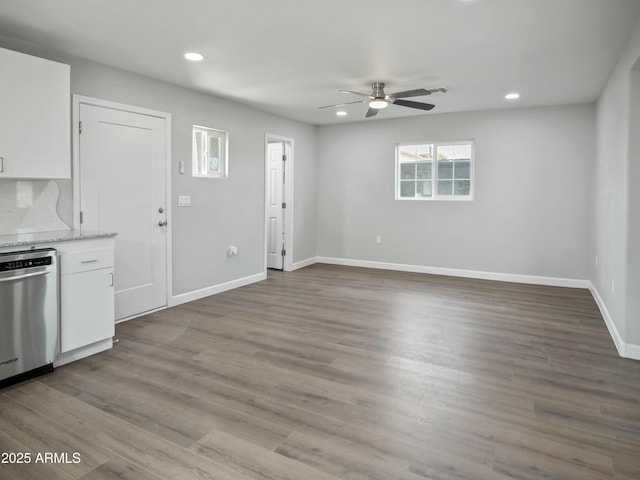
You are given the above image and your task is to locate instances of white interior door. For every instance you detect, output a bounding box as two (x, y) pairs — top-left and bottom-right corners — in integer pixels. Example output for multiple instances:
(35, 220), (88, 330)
(266, 141), (285, 270)
(78, 102), (168, 320)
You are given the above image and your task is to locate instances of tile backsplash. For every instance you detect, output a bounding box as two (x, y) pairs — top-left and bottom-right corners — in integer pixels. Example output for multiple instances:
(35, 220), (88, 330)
(0, 179), (71, 234)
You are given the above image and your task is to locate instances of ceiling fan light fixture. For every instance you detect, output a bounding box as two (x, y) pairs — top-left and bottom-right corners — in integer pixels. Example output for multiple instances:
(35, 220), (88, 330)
(320, 82), (441, 117)
(184, 52), (204, 62)
(369, 99), (388, 109)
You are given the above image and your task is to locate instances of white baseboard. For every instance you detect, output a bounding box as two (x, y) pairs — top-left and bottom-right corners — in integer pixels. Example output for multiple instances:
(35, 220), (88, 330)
(165, 259), (639, 361)
(626, 343), (640, 360)
(55, 338), (113, 367)
(116, 305), (168, 324)
(588, 282), (640, 360)
(315, 257), (640, 360)
(290, 256), (318, 271)
(317, 257), (590, 289)
(169, 272), (267, 307)
(589, 282), (626, 357)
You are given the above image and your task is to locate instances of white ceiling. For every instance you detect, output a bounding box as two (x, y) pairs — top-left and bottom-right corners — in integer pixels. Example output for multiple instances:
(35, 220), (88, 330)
(1, 0), (640, 125)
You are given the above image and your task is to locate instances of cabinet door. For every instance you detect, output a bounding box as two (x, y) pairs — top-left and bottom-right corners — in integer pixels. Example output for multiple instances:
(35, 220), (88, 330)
(60, 268), (115, 353)
(0, 47), (70, 179)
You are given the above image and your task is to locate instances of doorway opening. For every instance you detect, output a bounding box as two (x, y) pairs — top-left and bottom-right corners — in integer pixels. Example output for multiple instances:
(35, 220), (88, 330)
(265, 134), (294, 271)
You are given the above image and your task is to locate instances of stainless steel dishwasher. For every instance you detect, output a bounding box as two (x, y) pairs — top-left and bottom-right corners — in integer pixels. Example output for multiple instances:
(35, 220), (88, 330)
(0, 248), (59, 388)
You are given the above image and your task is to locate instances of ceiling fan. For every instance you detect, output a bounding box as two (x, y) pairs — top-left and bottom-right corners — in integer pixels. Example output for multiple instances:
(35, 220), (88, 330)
(319, 82), (447, 118)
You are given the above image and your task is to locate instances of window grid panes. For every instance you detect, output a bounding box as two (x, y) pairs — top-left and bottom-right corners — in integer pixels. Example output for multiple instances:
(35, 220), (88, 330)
(397, 141), (473, 200)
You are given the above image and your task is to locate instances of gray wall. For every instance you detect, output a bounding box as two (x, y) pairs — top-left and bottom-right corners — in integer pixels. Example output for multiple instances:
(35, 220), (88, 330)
(4, 31), (638, 356)
(317, 104), (595, 280)
(71, 59), (318, 296)
(593, 16), (640, 352)
(0, 39), (318, 298)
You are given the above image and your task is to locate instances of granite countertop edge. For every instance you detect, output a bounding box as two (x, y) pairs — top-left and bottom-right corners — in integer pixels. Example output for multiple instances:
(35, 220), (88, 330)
(0, 230), (118, 248)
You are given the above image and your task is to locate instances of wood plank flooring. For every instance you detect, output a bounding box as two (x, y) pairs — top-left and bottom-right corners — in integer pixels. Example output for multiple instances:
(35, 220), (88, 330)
(1, 264), (640, 479)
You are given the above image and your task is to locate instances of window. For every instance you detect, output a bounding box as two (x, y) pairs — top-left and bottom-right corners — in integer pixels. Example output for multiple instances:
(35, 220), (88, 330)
(192, 125), (228, 178)
(396, 140), (474, 200)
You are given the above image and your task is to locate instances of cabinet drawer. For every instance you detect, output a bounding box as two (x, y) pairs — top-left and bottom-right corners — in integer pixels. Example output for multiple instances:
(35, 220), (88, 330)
(60, 247), (114, 275)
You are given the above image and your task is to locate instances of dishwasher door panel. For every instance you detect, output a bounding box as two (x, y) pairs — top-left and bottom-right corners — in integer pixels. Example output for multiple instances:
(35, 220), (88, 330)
(0, 249), (59, 384)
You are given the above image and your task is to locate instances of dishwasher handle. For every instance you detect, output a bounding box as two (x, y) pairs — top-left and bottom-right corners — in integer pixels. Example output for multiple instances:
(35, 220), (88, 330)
(0, 270), (50, 282)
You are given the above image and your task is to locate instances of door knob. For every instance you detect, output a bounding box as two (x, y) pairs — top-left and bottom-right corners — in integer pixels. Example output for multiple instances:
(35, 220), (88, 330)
(158, 220), (168, 227)
(158, 207), (164, 213)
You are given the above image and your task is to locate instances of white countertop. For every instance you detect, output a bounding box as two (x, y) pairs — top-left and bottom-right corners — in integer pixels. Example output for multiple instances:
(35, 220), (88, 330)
(0, 230), (117, 248)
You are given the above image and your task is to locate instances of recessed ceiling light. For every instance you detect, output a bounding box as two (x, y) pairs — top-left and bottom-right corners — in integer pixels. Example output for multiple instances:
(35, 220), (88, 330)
(336, 111), (347, 116)
(505, 92), (520, 100)
(184, 52), (204, 62)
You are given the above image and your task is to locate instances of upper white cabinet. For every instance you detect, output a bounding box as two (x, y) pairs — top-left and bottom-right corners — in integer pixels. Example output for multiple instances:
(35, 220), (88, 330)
(0, 47), (71, 179)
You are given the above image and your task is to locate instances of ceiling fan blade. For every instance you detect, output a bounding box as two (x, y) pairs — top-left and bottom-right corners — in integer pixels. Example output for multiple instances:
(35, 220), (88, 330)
(365, 108), (379, 118)
(340, 89), (371, 97)
(392, 99), (435, 111)
(318, 100), (368, 109)
(389, 88), (431, 99)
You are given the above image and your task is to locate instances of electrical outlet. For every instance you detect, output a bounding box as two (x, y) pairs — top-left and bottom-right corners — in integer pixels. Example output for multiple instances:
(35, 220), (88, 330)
(376, 235), (382, 244)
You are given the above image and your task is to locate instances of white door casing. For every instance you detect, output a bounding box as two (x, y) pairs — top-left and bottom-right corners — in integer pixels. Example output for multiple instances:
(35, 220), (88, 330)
(265, 134), (293, 271)
(74, 97), (171, 321)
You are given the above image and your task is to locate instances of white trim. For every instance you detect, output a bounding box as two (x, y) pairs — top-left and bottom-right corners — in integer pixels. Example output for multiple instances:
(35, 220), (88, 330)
(54, 338), (112, 367)
(191, 125), (229, 178)
(169, 272), (266, 307)
(285, 257), (638, 360)
(317, 257), (589, 288)
(72, 95), (174, 308)
(115, 305), (168, 324)
(264, 134), (295, 272)
(395, 139), (475, 201)
(589, 282), (625, 356)
(291, 257), (318, 271)
(589, 282), (640, 360)
(626, 343), (640, 360)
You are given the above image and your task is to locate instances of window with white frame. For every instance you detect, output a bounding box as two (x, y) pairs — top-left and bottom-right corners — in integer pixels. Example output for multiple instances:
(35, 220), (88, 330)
(192, 125), (228, 178)
(396, 140), (474, 200)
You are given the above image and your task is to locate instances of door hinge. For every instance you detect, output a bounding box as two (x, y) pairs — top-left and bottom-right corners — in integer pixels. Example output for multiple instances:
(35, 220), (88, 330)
(281, 249), (286, 257)
(282, 202), (287, 209)
(282, 154), (287, 161)
(79, 211), (84, 224)
(79, 121), (82, 134)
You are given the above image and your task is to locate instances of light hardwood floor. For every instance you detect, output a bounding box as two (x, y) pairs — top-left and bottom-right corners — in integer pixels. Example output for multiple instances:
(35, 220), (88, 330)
(1, 264), (640, 479)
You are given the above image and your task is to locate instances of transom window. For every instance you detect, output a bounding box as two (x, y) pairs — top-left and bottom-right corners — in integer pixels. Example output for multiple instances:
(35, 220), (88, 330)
(396, 140), (474, 200)
(192, 125), (229, 178)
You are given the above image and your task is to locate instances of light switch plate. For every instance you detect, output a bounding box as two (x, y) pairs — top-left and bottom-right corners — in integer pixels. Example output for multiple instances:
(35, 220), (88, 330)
(178, 195), (191, 207)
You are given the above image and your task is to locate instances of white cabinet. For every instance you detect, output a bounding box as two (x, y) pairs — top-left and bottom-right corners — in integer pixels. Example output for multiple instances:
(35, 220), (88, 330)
(0, 47), (71, 179)
(50, 237), (116, 366)
(59, 246), (115, 353)
(0, 235), (115, 366)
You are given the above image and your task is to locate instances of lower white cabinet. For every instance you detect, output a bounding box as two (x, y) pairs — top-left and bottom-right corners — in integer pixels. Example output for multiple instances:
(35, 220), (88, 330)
(55, 238), (115, 364)
(60, 263), (114, 353)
